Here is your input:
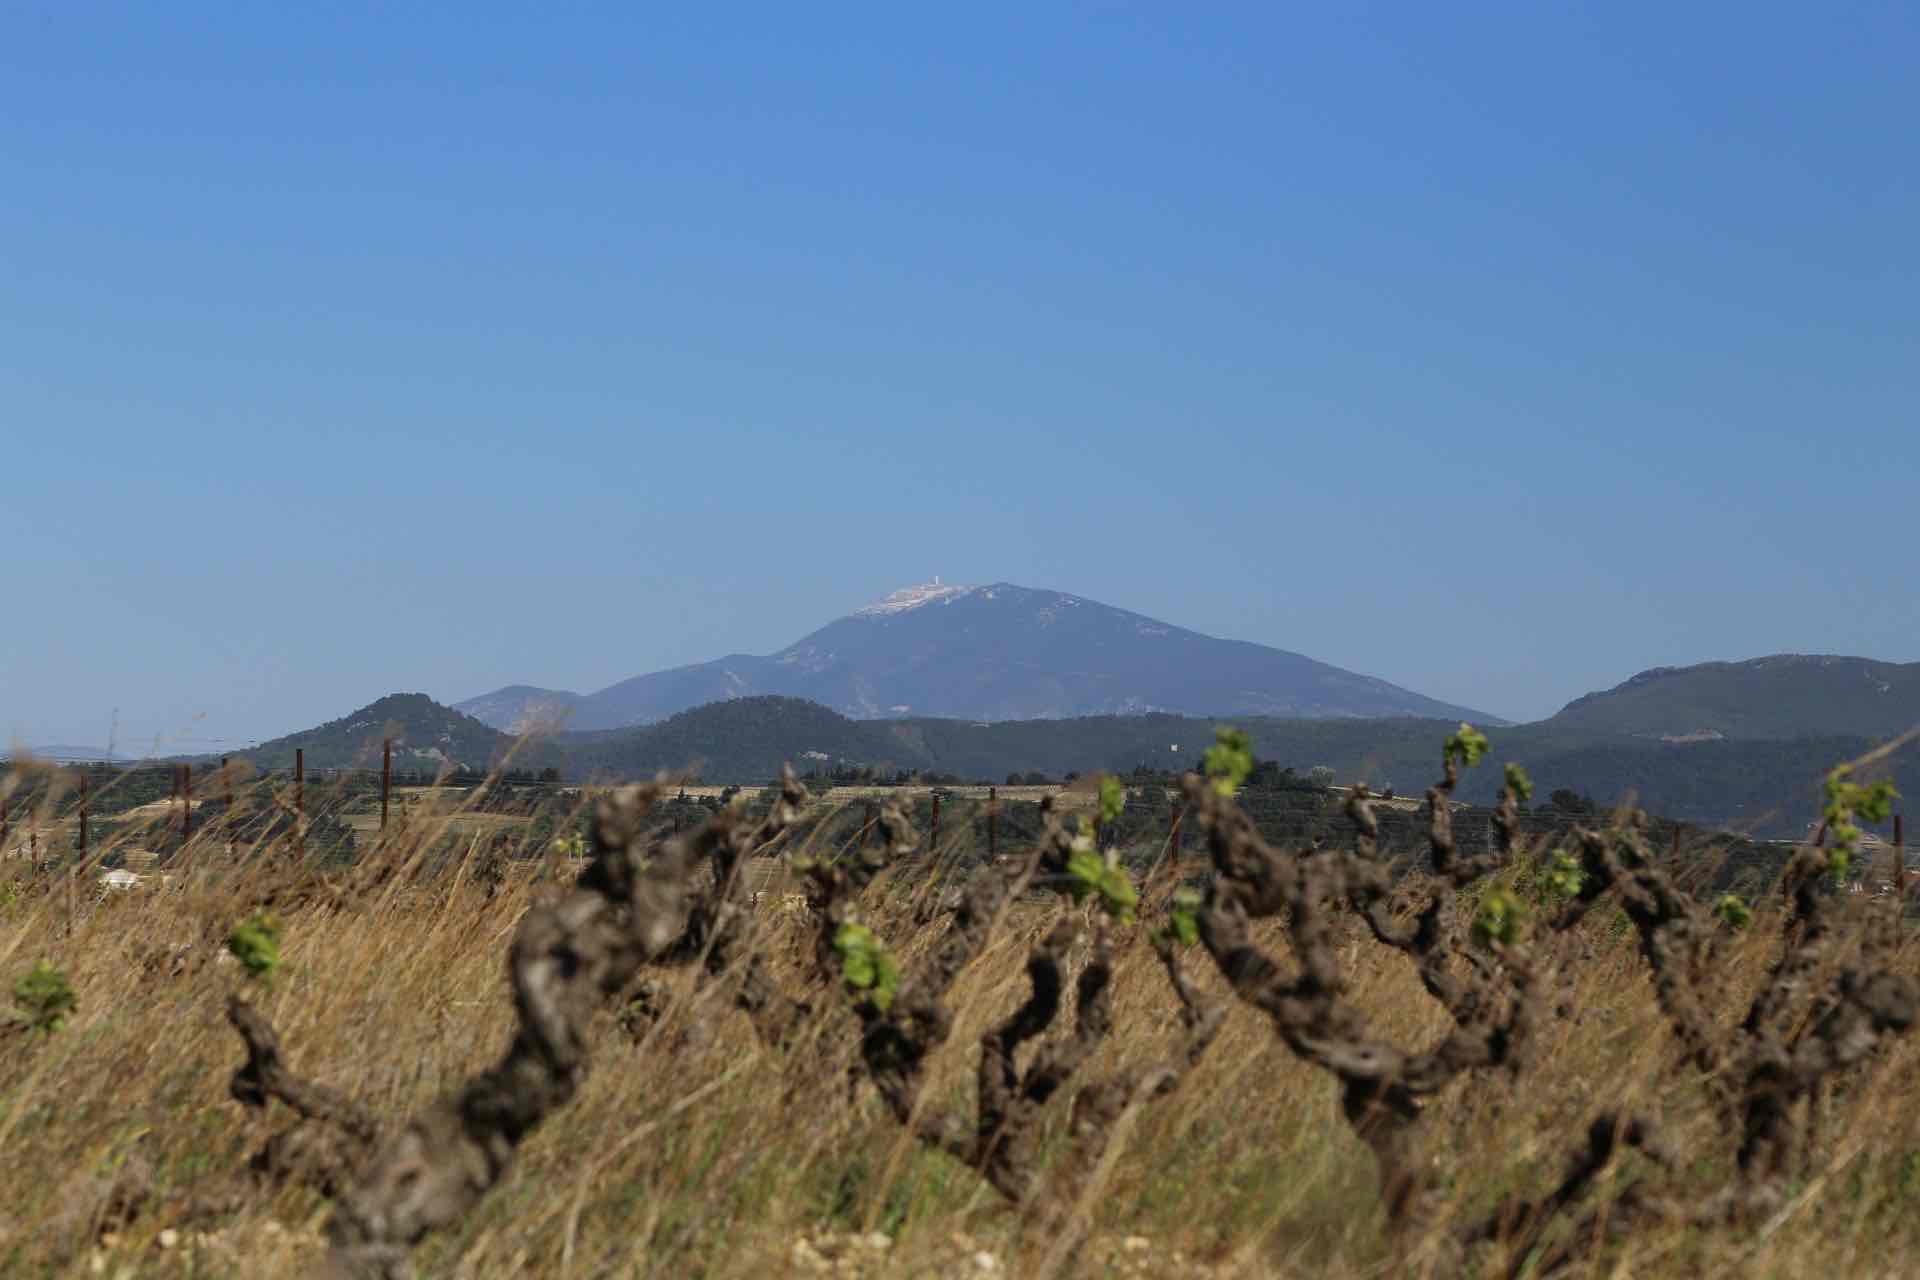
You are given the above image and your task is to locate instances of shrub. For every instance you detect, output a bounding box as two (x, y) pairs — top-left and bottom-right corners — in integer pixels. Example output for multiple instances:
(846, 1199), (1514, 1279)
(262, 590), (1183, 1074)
(11, 961), (76, 1034)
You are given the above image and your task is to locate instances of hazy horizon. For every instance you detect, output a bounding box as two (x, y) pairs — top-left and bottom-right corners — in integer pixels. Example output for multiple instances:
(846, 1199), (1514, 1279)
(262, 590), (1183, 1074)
(5, 5), (1916, 747)
(11, 572), (1917, 752)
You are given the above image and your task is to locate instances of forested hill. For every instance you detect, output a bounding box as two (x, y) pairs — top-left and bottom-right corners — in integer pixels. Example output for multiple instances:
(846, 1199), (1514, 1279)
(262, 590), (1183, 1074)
(234, 693), (557, 773)
(1547, 655), (1920, 740)
(561, 697), (905, 782)
(218, 692), (1915, 839)
(562, 695), (1916, 839)
(896, 716), (1916, 838)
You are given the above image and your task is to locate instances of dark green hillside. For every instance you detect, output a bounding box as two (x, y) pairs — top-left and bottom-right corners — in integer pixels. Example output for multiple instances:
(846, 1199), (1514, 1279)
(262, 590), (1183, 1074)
(882, 713), (1433, 786)
(565, 703), (1531, 792)
(580, 700), (1911, 839)
(207, 692), (1914, 840)
(1517, 734), (1918, 838)
(235, 693), (553, 773)
(560, 696), (916, 782)
(1548, 655), (1920, 740)
(883, 714), (1614, 800)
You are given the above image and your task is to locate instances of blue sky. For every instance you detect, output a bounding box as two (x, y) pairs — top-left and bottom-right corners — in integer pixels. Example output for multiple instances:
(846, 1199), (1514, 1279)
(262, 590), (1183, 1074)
(3, 2), (1916, 749)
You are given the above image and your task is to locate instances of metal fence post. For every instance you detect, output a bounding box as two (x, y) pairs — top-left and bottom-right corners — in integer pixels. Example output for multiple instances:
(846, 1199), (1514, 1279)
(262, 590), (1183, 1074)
(1896, 813), (1907, 904)
(295, 748), (305, 856)
(988, 785), (998, 860)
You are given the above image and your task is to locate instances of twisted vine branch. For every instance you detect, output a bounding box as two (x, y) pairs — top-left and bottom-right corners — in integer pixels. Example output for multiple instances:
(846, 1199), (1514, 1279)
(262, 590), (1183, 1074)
(1179, 755), (1539, 1230)
(796, 794), (1223, 1257)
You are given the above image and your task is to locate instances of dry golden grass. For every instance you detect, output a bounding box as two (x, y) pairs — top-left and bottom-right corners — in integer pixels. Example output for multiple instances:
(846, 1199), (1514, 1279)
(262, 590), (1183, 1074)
(2, 767), (1918, 1279)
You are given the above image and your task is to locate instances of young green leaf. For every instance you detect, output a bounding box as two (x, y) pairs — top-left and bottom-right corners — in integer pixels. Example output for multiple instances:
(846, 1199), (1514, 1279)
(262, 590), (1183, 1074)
(1857, 780), (1899, 824)
(1097, 775), (1127, 827)
(1204, 727), (1254, 798)
(1166, 886), (1203, 947)
(1066, 848), (1139, 923)
(1444, 724), (1490, 770)
(227, 912), (284, 984)
(1821, 764), (1900, 884)
(1472, 887), (1525, 948)
(831, 922), (900, 1011)
(1503, 763), (1534, 804)
(1715, 894), (1753, 931)
(1543, 850), (1584, 900)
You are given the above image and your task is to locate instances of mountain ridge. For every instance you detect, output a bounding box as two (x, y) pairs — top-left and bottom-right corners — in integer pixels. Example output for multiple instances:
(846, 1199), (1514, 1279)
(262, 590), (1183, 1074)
(457, 580), (1502, 731)
(199, 684), (1919, 839)
(1546, 654), (1920, 741)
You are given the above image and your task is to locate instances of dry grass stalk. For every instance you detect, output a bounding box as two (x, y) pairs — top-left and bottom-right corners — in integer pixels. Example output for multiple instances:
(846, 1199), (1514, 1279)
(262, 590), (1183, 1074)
(2, 736), (1918, 1278)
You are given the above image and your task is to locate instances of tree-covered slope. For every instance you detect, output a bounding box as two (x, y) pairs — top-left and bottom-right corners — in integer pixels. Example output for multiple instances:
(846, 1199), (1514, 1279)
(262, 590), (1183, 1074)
(559, 696), (914, 781)
(228, 690), (1913, 840)
(1547, 655), (1920, 740)
(235, 693), (541, 773)
(552, 697), (1912, 838)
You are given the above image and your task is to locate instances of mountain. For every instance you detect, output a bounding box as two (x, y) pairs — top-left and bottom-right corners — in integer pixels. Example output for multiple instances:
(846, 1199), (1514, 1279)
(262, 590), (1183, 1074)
(1547, 655), (1920, 741)
(234, 693), (542, 773)
(450, 684), (583, 733)
(458, 581), (1501, 731)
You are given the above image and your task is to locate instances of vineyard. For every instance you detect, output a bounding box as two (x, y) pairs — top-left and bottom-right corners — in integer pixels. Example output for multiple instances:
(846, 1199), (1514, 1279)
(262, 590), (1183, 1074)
(0, 726), (1916, 1279)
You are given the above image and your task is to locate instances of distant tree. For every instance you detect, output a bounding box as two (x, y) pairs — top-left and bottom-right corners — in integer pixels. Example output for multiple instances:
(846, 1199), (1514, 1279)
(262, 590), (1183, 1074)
(1550, 788), (1594, 815)
(1246, 761), (1292, 789)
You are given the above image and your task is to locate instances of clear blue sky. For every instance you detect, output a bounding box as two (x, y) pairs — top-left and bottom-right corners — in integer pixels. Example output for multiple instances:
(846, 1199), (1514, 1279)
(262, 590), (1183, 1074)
(4, 3), (1916, 750)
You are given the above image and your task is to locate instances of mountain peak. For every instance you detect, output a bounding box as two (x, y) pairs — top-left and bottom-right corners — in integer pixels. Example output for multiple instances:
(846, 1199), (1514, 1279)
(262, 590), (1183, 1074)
(458, 580), (1501, 730)
(853, 579), (976, 616)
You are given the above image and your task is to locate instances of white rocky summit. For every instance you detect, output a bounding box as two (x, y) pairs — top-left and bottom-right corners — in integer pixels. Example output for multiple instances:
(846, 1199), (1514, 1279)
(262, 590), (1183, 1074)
(853, 578), (976, 616)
